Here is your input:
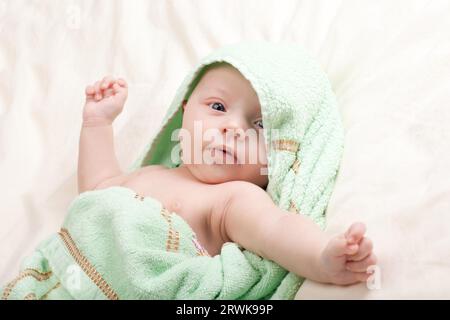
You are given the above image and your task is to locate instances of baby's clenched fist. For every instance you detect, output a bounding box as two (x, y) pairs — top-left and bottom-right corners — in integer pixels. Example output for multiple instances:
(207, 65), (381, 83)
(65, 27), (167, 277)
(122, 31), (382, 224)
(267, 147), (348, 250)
(319, 222), (377, 285)
(83, 76), (128, 126)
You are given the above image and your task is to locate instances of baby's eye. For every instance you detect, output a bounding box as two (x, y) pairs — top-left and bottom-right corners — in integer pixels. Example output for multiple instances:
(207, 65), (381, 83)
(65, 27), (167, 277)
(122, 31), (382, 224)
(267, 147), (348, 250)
(209, 102), (226, 112)
(254, 119), (264, 129)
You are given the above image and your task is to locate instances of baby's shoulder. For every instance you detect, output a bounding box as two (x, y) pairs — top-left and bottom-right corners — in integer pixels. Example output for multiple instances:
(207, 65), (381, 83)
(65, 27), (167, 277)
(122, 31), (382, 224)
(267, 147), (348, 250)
(208, 181), (268, 217)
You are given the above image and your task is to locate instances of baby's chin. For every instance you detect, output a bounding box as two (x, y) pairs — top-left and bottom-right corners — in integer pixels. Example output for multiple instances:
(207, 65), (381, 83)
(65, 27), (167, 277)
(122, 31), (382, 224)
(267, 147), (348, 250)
(184, 163), (268, 187)
(185, 163), (245, 184)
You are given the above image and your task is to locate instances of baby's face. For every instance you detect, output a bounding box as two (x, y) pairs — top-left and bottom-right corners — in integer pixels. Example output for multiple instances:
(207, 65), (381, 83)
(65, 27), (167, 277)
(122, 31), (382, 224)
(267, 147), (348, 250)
(179, 64), (268, 188)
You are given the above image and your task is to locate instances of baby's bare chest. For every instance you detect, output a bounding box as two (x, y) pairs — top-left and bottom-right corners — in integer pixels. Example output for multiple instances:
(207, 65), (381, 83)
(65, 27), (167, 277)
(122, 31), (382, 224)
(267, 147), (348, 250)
(118, 167), (226, 256)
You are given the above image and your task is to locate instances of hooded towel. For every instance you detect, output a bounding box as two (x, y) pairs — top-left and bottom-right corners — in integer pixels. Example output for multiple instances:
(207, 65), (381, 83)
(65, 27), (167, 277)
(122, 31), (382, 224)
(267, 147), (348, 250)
(130, 41), (345, 299)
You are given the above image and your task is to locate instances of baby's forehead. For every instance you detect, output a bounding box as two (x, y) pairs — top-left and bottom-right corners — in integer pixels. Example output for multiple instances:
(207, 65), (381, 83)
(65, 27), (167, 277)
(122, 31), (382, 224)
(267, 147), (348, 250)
(201, 64), (243, 83)
(198, 64), (261, 109)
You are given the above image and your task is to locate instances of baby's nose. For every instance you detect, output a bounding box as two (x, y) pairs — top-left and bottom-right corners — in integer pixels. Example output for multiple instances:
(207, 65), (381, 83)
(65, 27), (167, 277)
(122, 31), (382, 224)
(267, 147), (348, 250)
(221, 118), (247, 138)
(223, 126), (245, 140)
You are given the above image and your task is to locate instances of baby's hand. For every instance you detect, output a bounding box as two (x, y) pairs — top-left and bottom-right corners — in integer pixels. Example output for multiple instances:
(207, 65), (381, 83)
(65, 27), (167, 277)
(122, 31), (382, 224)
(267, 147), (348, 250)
(83, 76), (128, 125)
(319, 222), (377, 285)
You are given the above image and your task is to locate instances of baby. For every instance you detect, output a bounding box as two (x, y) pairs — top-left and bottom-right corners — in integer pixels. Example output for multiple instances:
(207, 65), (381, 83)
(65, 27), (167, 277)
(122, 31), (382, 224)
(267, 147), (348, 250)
(80, 63), (376, 286)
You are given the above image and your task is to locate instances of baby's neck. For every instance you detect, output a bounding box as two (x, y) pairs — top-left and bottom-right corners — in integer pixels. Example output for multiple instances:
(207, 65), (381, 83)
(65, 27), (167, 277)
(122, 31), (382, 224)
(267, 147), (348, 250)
(170, 163), (198, 182)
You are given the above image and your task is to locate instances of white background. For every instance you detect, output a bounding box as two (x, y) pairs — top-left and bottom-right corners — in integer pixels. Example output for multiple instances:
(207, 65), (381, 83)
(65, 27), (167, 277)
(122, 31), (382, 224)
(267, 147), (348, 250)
(1, 0), (449, 298)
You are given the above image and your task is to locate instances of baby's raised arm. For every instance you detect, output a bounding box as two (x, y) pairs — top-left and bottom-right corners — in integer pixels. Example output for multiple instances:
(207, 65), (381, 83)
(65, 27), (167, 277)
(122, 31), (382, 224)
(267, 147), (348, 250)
(77, 76), (128, 193)
(218, 181), (377, 285)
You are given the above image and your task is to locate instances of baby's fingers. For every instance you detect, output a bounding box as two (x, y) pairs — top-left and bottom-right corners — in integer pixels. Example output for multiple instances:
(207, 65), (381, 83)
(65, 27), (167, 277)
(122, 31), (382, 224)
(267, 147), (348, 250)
(346, 253), (377, 273)
(112, 82), (128, 103)
(327, 236), (359, 257)
(94, 81), (103, 100)
(347, 237), (373, 262)
(117, 78), (128, 88)
(85, 85), (95, 95)
(352, 271), (372, 283)
(113, 82), (122, 93)
(101, 75), (115, 90)
(345, 222), (366, 245)
(113, 82), (127, 95)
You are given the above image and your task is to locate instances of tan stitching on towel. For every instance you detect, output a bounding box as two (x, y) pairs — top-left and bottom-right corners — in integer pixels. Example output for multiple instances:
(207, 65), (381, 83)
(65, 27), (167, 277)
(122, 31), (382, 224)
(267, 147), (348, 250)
(288, 200), (299, 213)
(1, 269), (52, 300)
(160, 208), (180, 252)
(41, 282), (61, 300)
(272, 139), (300, 153)
(59, 228), (119, 300)
(291, 158), (301, 174)
(23, 293), (37, 300)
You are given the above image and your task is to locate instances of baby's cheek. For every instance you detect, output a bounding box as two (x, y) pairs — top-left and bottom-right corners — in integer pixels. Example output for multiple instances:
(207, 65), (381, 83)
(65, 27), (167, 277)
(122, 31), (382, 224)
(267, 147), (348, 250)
(238, 135), (261, 164)
(257, 140), (268, 166)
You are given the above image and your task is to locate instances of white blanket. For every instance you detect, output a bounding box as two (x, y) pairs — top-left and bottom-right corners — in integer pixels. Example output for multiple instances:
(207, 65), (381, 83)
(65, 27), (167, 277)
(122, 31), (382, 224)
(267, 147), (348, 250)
(1, 0), (449, 299)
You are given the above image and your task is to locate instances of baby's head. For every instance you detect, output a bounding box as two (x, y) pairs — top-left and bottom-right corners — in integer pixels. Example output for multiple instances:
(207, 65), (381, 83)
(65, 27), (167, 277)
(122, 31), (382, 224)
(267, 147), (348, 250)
(178, 62), (268, 188)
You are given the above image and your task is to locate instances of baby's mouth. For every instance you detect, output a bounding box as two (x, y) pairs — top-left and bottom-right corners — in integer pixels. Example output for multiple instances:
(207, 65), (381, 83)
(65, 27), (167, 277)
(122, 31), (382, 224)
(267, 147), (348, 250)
(210, 147), (238, 164)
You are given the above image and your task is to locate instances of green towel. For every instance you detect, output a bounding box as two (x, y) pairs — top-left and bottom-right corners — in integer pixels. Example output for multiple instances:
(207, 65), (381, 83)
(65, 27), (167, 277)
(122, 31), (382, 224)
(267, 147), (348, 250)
(1, 41), (344, 300)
